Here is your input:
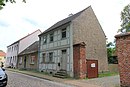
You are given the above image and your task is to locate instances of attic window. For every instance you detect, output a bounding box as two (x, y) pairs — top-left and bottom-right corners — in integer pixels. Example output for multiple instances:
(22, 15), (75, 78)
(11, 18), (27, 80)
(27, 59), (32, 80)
(62, 28), (66, 38)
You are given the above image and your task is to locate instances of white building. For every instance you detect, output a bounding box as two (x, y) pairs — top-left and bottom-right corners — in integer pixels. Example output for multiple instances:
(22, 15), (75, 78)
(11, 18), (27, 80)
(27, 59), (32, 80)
(5, 29), (41, 68)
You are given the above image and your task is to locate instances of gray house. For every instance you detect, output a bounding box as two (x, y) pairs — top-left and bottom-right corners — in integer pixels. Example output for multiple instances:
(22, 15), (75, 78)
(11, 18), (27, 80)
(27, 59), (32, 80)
(38, 6), (108, 78)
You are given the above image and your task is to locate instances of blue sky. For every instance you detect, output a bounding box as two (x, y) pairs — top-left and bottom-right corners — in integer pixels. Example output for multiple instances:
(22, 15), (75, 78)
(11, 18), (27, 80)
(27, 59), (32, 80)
(0, 0), (129, 52)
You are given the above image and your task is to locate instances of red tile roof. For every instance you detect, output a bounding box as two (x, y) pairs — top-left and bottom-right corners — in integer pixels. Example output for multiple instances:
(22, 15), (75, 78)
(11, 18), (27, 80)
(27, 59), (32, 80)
(0, 51), (6, 56)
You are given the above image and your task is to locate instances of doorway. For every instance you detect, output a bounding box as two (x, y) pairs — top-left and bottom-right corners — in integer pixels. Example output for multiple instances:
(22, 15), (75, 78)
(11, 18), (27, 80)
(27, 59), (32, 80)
(24, 56), (27, 69)
(61, 50), (67, 70)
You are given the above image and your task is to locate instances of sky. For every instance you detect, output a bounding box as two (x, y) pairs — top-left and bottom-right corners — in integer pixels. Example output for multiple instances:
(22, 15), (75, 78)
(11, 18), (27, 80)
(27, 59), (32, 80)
(0, 0), (129, 52)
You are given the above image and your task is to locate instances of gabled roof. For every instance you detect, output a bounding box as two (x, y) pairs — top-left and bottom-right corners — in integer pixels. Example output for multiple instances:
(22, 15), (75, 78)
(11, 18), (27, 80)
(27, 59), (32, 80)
(115, 32), (130, 38)
(0, 50), (6, 56)
(7, 29), (41, 47)
(39, 6), (91, 36)
(18, 41), (39, 56)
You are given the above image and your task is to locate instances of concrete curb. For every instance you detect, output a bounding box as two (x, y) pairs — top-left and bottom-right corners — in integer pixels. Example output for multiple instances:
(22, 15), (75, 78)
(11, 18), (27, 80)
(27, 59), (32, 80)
(7, 69), (52, 81)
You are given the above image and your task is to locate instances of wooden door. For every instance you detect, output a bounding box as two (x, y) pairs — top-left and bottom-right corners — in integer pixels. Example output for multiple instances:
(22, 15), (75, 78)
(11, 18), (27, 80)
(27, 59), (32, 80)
(87, 60), (98, 78)
(24, 56), (27, 69)
(61, 50), (67, 70)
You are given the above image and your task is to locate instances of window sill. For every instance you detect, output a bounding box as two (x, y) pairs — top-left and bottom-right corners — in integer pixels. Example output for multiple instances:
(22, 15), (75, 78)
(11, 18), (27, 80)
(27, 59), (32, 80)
(44, 62), (54, 64)
(40, 62), (54, 64)
(30, 63), (35, 65)
(43, 43), (47, 45)
(40, 62), (45, 64)
(19, 63), (22, 65)
(61, 37), (67, 40)
(49, 41), (53, 43)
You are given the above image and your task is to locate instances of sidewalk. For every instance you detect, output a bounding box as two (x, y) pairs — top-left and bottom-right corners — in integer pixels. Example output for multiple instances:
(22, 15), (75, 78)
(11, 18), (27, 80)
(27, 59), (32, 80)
(6, 68), (99, 87)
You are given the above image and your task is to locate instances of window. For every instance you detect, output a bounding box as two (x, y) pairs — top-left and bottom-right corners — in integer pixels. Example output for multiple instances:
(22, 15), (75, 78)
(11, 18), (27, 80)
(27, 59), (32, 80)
(43, 36), (47, 44)
(50, 33), (54, 42)
(12, 47), (13, 51)
(17, 45), (18, 50)
(8, 48), (9, 52)
(42, 53), (46, 63)
(13, 56), (14, 61)
(19, 57), (22, 64)
(14, 45), (17, 50)
(62, 28), (66, 38)
(49, 52), (53, 63)
(30, 56), (35, 64)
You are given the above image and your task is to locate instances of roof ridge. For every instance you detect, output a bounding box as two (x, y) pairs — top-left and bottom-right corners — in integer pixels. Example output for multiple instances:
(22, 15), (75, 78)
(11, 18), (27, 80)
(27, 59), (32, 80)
(7, 29), (41, 47)
(39, 6), (91, 36)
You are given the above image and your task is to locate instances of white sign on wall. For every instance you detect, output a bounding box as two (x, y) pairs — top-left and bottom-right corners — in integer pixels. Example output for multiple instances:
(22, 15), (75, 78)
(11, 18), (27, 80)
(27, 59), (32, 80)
(91, 63), (96, 68)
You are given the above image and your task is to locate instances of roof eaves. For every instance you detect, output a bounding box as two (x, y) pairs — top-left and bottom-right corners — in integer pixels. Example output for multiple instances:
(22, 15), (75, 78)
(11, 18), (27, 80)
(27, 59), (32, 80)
(115, 32), (130, 38)
(18, 50), (38, 56)
(39, 21), (71, 36)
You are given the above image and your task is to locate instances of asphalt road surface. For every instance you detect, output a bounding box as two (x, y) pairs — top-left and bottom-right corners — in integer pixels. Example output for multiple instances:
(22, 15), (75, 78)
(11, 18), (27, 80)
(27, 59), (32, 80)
(6, 71), (74, 87)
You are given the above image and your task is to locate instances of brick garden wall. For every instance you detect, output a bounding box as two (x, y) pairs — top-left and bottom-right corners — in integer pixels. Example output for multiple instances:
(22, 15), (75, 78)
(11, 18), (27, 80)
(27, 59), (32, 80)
(115, 33), (130, 87)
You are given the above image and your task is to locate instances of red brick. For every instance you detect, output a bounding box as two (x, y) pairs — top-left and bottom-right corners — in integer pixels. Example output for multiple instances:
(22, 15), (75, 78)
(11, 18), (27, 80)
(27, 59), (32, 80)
(73, 42), (86, 79)
(115, 33), (130, 87)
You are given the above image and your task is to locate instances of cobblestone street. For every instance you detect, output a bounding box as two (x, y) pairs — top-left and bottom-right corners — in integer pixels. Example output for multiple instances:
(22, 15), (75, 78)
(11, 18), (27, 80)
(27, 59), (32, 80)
(6, 71), (74, 87)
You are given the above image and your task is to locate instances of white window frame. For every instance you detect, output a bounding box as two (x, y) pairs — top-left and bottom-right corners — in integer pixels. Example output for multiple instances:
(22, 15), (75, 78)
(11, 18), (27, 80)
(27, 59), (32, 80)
(30, 56), (35, 64)
(19, 57), (22, 65)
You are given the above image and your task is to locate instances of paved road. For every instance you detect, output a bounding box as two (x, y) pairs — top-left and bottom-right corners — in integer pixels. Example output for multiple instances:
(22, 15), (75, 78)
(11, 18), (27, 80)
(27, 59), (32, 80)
(81, 75), (120, 87)
(65, 75), (120, 87)
(6, 71), (75, 87)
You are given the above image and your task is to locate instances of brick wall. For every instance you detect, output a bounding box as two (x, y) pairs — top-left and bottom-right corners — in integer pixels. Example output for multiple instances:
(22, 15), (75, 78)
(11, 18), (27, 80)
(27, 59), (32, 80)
(115, 33), (130, 87)
(72, 6), (108, 72)
(73, 42), (86, 79)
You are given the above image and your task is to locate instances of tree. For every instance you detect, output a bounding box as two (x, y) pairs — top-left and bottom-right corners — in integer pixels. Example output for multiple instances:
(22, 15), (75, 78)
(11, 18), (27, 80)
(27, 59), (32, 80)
(107, 42), (118, 64)
(118, 4), (130, 33)
(0, 0), (5, 10)
(0, 0), (26, 10)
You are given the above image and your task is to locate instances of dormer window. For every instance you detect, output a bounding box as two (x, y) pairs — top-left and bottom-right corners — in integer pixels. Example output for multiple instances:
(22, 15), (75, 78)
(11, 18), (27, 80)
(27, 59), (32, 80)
(62, 28), (66, 39)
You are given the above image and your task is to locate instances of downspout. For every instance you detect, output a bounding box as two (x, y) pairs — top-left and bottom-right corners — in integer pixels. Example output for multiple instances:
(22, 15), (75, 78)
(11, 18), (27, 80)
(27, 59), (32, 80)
(37, 40), (40, 71)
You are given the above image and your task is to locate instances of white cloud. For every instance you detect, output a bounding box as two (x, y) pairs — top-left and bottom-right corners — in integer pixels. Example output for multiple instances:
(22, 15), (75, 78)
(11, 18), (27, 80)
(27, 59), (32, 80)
(0, 0), (129, 52)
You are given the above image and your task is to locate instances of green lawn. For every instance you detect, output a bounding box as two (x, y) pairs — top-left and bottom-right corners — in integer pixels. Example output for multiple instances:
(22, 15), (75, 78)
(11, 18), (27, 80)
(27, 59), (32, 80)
(85, 72), (119, 79)
(98, 72), (119, 78)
